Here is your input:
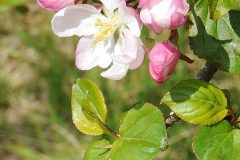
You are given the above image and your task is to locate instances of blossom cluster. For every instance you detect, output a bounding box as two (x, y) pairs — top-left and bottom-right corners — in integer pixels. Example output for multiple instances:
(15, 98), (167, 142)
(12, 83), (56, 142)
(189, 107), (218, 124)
(37, 0), (189, 83)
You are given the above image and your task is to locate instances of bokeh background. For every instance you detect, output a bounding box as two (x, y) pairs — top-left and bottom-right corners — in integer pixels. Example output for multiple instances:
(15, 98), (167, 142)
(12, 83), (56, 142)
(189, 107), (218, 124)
(1, 1), (240, 160)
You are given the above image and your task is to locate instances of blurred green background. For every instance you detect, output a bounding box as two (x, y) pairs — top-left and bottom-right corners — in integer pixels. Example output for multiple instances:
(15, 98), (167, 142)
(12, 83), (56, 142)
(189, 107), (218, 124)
(0, 1), (240, 160)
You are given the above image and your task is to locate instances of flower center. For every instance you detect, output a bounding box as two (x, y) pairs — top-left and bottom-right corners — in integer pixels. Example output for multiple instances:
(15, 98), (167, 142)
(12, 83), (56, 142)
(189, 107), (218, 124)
(93, 13), (122, 46)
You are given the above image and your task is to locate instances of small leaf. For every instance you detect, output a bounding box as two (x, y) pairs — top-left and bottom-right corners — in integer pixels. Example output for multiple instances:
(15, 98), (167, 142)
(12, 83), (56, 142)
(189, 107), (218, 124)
(193, 121), (240, 160)
(222, 0), (240, 11)
(161, 79), (228, 125)
(111, 103), (168, 160)
(84, 140), (111, 160)
(189, 0), (240, 74)
(71, 79), (107, 135)
(207, 0), (240, 19)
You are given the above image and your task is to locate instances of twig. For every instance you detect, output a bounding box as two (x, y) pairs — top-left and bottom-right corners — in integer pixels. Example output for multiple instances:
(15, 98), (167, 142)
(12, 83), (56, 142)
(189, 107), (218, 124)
(166, 112), (180, 128)
(225, 109), (240, 128)
(180, 53), (194, 64)
(197, 61), (218, 82)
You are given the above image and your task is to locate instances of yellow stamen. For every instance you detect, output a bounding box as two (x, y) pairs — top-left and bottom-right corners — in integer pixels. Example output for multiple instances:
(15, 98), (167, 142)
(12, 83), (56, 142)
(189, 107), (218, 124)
(93, 26), (115, 45)
(95, 18), (110, 27)
(93, 18), (117, 46)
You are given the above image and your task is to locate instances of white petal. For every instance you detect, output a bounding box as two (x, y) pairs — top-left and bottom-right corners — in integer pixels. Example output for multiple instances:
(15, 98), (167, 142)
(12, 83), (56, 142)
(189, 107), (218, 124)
(150, 0), (173, 28)
(101, 63), (129, 80)
(75, 37), (98, 70)
(118, 2), (141, 37)
(113, 29), (139, 64)
(129, 40), (145, 70)
(51, 4), (104, 37)
(140, 7), (153, 25)
(100, 0), (121, 11)
(94, 38), (114, 68)
(75, 36), (113, 70)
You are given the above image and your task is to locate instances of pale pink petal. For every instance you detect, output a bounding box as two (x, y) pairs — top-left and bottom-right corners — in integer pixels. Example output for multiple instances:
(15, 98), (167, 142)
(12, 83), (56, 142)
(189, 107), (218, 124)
(51, 4), (104, 37)
(150, 0), (173, 28)
(113, 29), (139, 64)
(139, 0), (149, 7)
(140, 7), (164, 34)
(75, 36), (113, 70)
(101, 63), (129, 80)
(139, 0), (189, 34)
(169, 0), (189, 29)
(118, 1), (141, 37)
(129, 40), (145, 70)
(128, 7), (142, 29)
(36, 0), (74, 11)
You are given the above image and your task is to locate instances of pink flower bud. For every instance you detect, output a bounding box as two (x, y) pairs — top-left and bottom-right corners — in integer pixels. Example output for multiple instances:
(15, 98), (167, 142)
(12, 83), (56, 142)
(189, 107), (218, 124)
(149, 41), (180, 84)
(36, 0), (75, 11)
(139, 0), (189, 34)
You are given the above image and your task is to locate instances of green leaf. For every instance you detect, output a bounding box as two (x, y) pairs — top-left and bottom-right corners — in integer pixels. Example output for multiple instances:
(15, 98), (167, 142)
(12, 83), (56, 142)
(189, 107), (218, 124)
(71, 79), (107, 135)
(161, 79), (228, 125)
(189, 5), (240, 74)
(223, 0), (240, 11)
(193, 121), (240, 160)
(207, 0), (240, 19)
(111, 103), (168, 160)
(194, 0), (240, 41)
(84, 140), (111, 160)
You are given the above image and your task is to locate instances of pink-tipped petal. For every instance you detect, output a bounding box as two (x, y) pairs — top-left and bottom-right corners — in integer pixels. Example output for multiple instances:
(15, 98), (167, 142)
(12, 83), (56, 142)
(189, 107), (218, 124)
(36, 0), (75, 11)
(139, 0), (189, 34)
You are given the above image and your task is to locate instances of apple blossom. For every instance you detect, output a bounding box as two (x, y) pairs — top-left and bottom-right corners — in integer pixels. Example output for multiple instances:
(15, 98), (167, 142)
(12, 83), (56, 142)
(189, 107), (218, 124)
(51, 0), (144, 80)
(149, 41), (180, 84)
(139, 0), (189, 34)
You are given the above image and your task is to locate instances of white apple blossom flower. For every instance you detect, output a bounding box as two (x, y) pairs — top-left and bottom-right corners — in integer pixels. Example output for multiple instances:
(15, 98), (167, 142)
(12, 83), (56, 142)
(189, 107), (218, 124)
(51, 0), (144, 80)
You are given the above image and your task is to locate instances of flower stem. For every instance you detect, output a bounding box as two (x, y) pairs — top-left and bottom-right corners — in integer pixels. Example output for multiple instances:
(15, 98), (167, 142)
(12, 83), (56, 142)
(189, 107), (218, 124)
(180, 53), (194, 64)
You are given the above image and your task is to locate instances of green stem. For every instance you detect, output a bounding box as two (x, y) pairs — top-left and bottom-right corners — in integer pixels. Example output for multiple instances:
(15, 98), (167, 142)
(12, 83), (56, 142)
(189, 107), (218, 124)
(99, 120), (121, 138)
(94, 116), (121, 138)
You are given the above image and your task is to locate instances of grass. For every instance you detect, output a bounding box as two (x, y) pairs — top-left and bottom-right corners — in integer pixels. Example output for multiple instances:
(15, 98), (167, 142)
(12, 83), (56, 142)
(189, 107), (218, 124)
(0, 1), (239, 160)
